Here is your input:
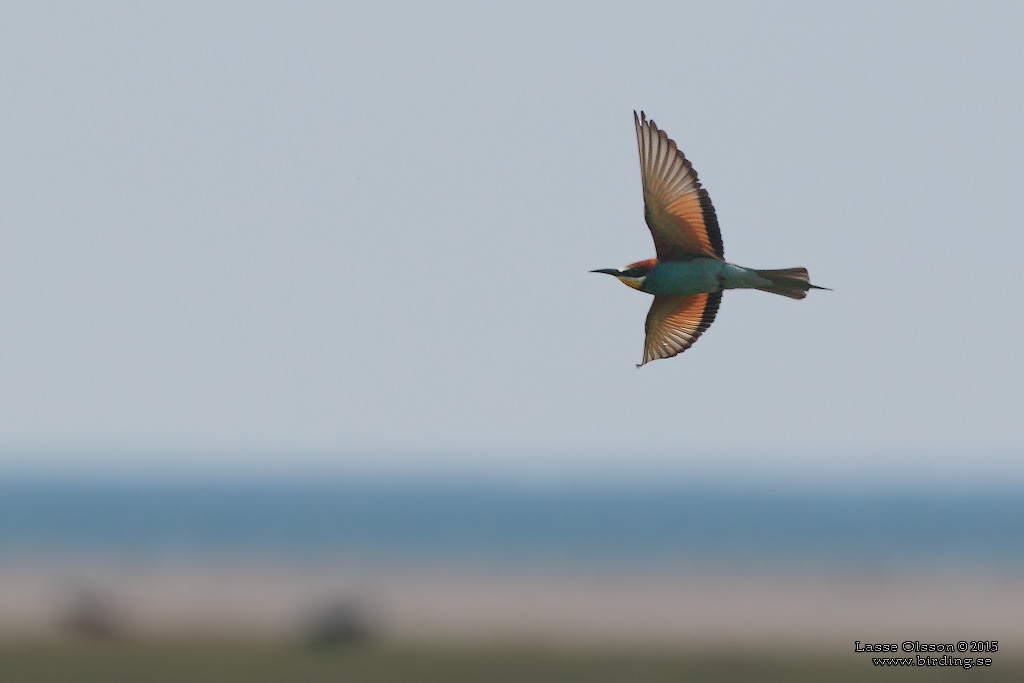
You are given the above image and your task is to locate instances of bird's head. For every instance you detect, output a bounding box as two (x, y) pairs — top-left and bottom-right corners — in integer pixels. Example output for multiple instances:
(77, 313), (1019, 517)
(590, 258), (656, 290)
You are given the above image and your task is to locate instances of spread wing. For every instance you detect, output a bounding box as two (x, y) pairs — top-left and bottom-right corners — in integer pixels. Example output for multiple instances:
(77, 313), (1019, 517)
(641, 292), (722, 365)
(635, 111), (724, 260)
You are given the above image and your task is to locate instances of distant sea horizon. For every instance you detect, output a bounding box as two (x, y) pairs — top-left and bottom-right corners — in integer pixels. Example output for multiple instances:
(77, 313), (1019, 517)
(0, 478), (1021, 567)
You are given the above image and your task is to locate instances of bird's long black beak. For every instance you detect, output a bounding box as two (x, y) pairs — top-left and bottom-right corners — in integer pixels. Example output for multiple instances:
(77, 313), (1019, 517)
(590, 268), (620, 275)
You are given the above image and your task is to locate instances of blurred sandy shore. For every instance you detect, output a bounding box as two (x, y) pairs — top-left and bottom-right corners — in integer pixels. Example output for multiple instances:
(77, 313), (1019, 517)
(0, 558), (1021, 650)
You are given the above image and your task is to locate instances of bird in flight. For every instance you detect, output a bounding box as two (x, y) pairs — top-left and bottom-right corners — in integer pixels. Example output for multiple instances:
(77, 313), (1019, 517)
(592, 111), (827, 366)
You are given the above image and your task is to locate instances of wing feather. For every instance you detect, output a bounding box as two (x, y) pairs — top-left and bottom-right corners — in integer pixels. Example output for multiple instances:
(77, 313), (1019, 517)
(635, 111), (724, 260)
(641, 292), (722, 365)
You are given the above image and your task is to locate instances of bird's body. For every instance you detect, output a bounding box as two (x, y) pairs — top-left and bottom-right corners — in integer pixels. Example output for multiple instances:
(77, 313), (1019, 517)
(592, 112), (827, 365)
(639, 258), (768, 296)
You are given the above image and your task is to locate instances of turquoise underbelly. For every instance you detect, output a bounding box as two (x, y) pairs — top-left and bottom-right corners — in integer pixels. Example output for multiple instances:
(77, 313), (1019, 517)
(641, 259), (769, 295)
(641, 259), (724, 295)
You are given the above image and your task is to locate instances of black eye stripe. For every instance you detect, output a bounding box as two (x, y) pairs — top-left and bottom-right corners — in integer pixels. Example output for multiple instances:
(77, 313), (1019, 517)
(620, 268), (646, 278)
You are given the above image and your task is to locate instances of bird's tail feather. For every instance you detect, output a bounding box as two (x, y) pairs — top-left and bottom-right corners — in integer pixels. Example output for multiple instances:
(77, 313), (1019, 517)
(753, 267), (830, 300)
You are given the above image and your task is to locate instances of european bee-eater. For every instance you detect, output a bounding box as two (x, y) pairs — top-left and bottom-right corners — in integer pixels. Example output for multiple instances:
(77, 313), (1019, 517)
(593, 112), (827, 366)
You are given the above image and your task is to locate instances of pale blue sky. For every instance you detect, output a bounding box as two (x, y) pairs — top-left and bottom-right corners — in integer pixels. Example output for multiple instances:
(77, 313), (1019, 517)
(1, 2), (1021, 483)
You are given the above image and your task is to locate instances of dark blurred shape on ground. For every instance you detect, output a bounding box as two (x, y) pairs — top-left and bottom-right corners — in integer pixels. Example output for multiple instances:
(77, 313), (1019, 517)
(302, 598), (376, 649)
(57, 589), (123, 640)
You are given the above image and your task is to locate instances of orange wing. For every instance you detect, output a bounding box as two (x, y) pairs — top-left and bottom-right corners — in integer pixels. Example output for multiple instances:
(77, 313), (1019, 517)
(635, 111), (724, 260)
(641, 293), (722, 365)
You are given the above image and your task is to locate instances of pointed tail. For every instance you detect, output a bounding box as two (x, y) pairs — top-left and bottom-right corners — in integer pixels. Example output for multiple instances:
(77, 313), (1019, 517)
(753, 267), (830, 300)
